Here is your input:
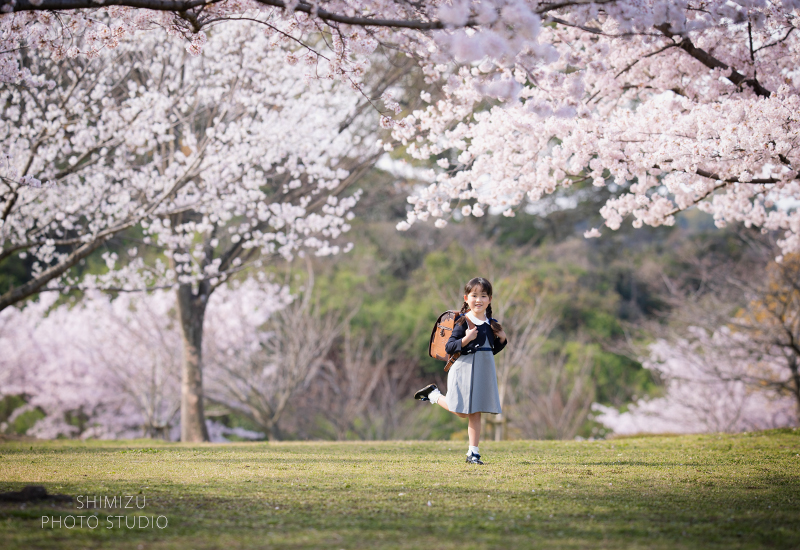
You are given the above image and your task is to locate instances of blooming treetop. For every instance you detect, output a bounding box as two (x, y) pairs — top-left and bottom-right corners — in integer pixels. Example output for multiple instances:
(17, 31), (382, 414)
(5, 1), (800, 262)
(2, 1), (610, 87)
(0, 22), (371, 309)
(2, 8), (381, 443)
(13, 2), (795, 94)
(391, 3), (800, 255)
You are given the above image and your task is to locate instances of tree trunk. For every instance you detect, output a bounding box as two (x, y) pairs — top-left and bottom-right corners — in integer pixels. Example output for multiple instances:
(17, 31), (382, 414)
(176, 282), (210, 442)
(267, 424), (282, 442)
(790, 356), (800, 425)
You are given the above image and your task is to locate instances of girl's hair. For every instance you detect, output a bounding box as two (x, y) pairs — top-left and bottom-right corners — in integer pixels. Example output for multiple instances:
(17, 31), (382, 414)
(458, 277), (493, 324)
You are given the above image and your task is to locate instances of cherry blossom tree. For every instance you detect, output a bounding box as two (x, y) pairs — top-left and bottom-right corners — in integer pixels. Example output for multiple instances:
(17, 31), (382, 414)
(1, 0), (598, 89)
(593, 242), (800, 436)
(0, 277), (287, 440)
(5, 2), (800, 251)
(395, 3), (800, 254)
(593, 325), (798, 435)
(1, 22), (379, 440)
(0, 291), (181, 439)
(205, 275), (347, 441)
(8, 0), (800, 441)
(1, 21), (371, 311)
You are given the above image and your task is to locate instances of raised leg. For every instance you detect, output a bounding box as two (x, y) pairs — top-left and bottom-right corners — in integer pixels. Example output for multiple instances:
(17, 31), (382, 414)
(436, 395), (468, 418)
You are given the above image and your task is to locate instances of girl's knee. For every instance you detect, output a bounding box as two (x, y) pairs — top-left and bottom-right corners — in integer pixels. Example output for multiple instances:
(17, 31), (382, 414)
(469, 412), (481, 420)
(454, 412), (468, 419)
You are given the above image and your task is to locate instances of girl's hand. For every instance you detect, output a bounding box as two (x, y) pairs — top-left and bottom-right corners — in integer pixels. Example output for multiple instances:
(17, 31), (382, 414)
(491, 321), (507, 343)
(462, 325), (478, 346)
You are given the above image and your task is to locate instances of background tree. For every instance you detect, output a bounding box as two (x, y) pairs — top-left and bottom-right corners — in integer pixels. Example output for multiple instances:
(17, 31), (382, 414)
(594, 234), (800, 435)
(0, 278), (288, 440)
(593, 326), (798, 435)
(482, 278), (557, 440)
(732, 253), (800, 420)
(205, 271), (347, 441)
(510, 344), (597, 440)
(7, 216), (797, 440)
(312, 331), (393, 441)
(0, 290), (182, 439)
(1, 23), (386, 440)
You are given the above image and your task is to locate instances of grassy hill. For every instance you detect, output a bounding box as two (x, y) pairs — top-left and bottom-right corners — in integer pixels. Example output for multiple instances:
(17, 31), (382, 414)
(1, 430), (799, 549)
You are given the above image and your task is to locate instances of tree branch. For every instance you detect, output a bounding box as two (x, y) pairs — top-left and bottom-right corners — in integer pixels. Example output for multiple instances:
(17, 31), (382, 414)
(614, 42), (681, 78)
(694, 168), (781, 185)
(0, 235), (108, 311)
(10, 0), (618, 31)
(656, 23), (771, 98)
(12, 0), (215, 12)
(11, 0), (448, 30)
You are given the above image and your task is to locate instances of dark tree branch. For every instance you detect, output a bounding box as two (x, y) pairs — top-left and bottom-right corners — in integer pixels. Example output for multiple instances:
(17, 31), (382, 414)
(694, 168), (781, 185)
(0, 234), (108, 311)
(10, 0), (447, 29)
(614, 42), (681, 78)
(656, 23), (772, 98)
(545, 16), (603, 35)
(12, 0), (217, 12)
(658, 168), (793, 220)
(754, 26), (796, 54)
(11, 0), (618, 31)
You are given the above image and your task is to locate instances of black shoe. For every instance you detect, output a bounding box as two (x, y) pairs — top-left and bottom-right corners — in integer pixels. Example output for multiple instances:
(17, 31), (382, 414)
(466, 452), (484, 465)
(414, 384), (438, 401)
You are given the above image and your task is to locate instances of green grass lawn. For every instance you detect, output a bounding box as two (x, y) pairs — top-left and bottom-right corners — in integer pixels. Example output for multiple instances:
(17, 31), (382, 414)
(1, 430), (799, 550)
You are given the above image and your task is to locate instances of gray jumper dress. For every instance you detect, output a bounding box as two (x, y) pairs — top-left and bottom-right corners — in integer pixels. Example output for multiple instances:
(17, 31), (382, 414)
(445, 313), (505, 415)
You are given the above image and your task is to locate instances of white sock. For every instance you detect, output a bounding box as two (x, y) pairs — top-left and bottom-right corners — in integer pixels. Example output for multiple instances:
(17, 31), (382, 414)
(429, 388), (442, 404)
(468, 445), (479, 456)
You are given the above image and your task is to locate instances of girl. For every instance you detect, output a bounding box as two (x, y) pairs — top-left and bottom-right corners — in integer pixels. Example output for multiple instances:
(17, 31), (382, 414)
(415, 277), (508, 465)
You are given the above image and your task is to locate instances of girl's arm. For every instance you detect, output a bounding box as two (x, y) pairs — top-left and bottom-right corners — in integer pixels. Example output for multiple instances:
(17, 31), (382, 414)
(492, 336), (508, 355)
(445, 319), (469, 355)
(491, 321), (508, 355)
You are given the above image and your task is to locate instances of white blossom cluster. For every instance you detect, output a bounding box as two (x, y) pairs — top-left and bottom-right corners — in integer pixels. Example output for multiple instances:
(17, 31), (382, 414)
(1, 22), (373, 298)
(383, 2), (800, 253)
(6, 0), (800, 266)
(593, 326), (798, 435)
(0, 2), (387, 89)
(10, 1), (773, 104)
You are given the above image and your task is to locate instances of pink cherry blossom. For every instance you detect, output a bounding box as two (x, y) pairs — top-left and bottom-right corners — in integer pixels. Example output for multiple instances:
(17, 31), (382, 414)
(594, 326), (798, 435)
(6, 2), (800, 253)
(0, 278), (287, 440)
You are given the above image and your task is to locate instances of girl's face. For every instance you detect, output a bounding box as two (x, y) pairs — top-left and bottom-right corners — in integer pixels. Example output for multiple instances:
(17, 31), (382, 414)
(464, 286), (492, 318)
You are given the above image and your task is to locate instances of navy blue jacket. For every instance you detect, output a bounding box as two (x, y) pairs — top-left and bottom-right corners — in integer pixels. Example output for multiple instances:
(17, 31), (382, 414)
(445, 314), (508, 356)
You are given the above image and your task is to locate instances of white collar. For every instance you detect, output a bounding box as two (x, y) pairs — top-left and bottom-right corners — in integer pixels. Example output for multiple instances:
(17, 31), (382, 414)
(466, 311), (488, 325)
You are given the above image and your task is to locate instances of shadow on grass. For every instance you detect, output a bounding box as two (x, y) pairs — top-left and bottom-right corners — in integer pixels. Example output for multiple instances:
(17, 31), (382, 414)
(3, 476), (798, 550)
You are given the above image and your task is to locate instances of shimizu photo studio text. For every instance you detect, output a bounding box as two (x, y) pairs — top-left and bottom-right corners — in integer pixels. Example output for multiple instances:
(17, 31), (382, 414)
(41, 494), (167, 530)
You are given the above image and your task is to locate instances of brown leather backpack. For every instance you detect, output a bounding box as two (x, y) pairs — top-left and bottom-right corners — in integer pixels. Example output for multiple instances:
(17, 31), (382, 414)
(428, 311), (475, 372)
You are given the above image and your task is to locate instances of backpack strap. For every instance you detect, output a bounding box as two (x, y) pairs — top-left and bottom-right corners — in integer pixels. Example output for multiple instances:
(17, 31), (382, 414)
(456, 312), (476, 329)
(444, 315), (476, 372)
